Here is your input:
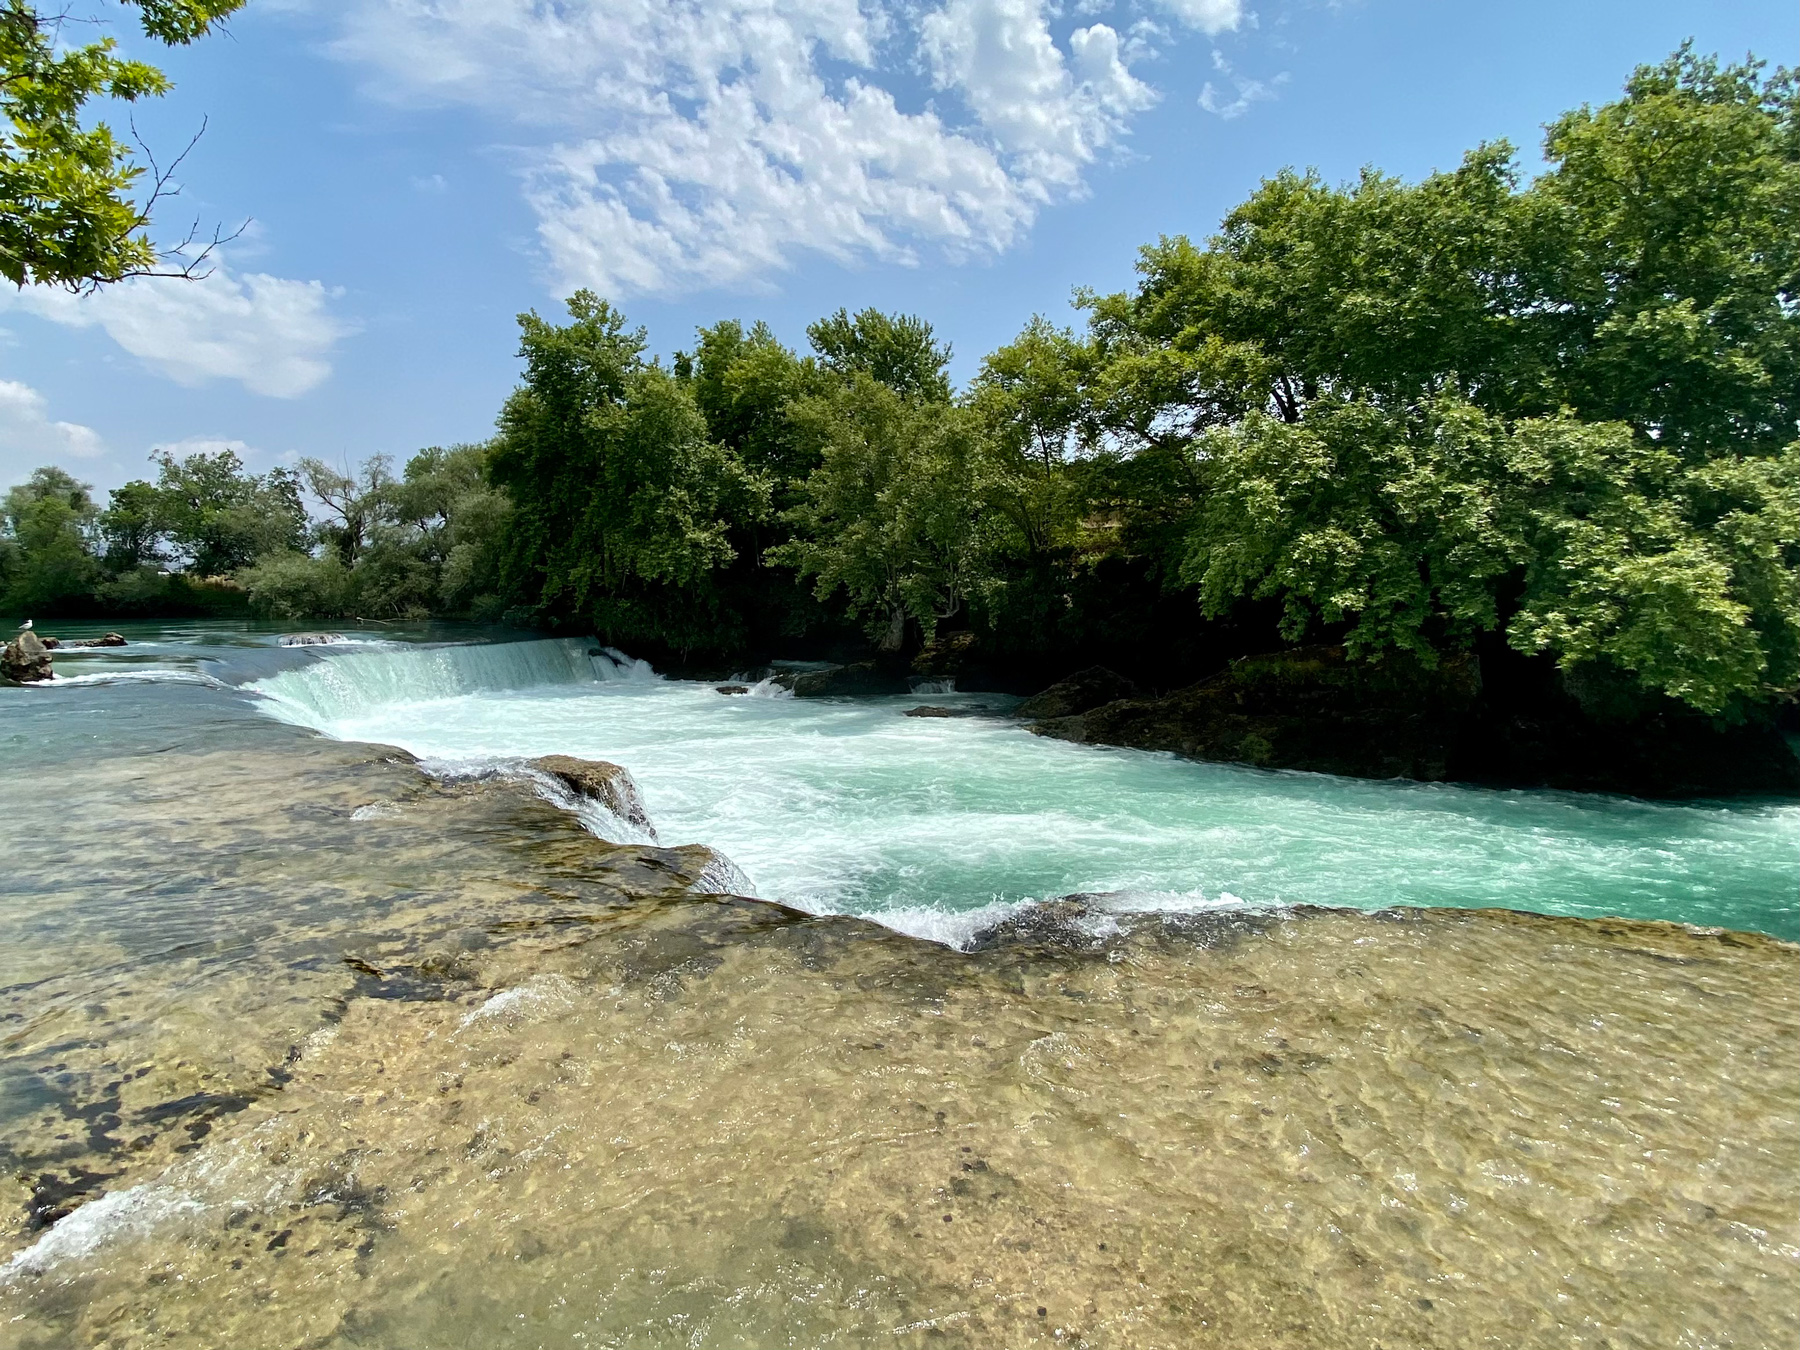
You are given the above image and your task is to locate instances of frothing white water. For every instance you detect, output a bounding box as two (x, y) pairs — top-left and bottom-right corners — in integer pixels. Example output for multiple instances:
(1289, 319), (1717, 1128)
(247, 638), (1800, 942)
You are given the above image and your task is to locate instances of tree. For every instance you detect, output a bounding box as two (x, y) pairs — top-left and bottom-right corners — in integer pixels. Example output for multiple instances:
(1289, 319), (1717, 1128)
(772, 376), (989, 650)
(807, 308), (954, 403)
(1, 465), (100, 611)
(490, 292), (765, 649)
(2, 0), (245, 291)
(128, 447), (309, 576)
(1087, 46), (1798, 714)
(299, 456), (392, 567)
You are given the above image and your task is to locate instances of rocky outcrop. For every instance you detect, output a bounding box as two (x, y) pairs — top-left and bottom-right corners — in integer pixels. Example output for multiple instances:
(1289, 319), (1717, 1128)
(910, 631), (978, 680)
(279, 633), (345, 647)
(528, 755), (657, 838)
(46, 633), (128, 650)
(776, 661), (910, 697)
(1030, 646), (1480, 782)
(1015, 666), (1138, 720)
(2, 631), (53, 683)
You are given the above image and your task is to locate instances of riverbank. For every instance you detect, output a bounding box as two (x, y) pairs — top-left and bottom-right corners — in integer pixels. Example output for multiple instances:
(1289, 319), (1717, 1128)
(1, 641), (1796, 1347)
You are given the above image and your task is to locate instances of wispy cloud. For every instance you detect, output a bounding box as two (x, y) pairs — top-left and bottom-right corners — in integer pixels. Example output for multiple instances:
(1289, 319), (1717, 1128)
(1199, 50), (1287, 120)
(0, 380), (104, 470)
(2, 258), (355, 398)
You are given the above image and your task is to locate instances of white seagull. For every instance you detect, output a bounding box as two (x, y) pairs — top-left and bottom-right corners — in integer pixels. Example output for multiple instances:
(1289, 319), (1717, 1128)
(15, 619), (29, 631)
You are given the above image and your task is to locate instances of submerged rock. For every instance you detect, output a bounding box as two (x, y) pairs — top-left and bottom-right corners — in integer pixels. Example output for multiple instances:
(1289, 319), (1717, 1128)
(1, 630), (53, 683)
(715, 684), (750, 695)
(904, 705), (959, 718)
(1031, 646), (1479, 781)
(1016, 666), (1139, 720)
(528, 754), (657, 838)
(280, 632), (347, 647)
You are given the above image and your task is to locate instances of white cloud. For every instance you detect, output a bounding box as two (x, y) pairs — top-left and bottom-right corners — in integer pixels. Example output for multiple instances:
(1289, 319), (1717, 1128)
(922, 1), (1155, 194)
(2, 260), (353, 398)
(1199, 52), (1285, 120)
(0, 380), (105, 465)
(1152, 0), (1244, 34)
(324, 0), (1182, 297)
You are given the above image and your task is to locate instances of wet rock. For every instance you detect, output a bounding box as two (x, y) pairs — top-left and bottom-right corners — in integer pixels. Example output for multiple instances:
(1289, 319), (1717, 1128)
(528, 755), (657, 837)
(1016, 666), (1138, 720)
(56, 632), (129, 649)
(716, 684), (750, 695)
(2, 630), (53, 683)
(779, 661), (910, 698)
(1031, 646), (1479, 782)
(279, 633), (346, 647)
(38, 636), (60, 649)
(904, 705), (959, 718)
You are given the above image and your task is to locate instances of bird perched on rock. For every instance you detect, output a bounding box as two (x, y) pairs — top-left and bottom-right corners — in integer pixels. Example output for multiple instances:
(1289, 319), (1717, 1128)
(15, 619), (30, 631)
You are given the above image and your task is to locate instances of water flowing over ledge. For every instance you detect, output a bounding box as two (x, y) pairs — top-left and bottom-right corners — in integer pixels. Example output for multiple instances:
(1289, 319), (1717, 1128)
(243, 635), (1800, 943)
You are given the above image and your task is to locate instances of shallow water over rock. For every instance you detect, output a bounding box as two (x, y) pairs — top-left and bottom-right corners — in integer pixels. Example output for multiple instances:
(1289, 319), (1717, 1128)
(2, 625), (1796, 1347)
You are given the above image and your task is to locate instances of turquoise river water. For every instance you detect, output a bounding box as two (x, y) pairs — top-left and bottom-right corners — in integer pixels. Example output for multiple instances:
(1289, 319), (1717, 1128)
(26, 623), (1800, 943)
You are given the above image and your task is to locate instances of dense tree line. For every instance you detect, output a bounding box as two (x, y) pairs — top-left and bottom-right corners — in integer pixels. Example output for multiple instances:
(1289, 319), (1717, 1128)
(5, 48), (1795, 720)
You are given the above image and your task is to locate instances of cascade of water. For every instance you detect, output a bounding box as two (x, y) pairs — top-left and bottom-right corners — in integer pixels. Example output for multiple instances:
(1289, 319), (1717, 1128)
(247, 638), (646, 724)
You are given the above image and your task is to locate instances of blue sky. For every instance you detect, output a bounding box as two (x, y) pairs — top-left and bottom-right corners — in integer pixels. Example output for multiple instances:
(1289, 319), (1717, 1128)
(2, 0), (1793, 495)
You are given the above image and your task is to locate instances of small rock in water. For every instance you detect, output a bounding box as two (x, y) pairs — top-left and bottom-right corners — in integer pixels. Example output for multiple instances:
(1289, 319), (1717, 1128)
(2, 630), (53, 683)
(60, 632), (128, 649)
(279, 632), (346, 647)
(528, 754), (657, 839)
(904, 705), (959, 718)
(716, 684), (750, 695)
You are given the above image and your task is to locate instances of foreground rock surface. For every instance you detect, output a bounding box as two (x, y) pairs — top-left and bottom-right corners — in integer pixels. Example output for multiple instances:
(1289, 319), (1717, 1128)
(1, 630), (52, 682)
(1032, 646), (1479, 781)
(528, 753), (657, 838)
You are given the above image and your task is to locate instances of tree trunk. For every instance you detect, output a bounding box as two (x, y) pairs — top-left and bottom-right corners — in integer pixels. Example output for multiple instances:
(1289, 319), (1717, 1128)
(879, 604), (907, 652)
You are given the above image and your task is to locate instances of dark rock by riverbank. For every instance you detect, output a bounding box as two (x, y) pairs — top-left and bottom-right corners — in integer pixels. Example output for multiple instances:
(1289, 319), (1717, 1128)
(1030, 647), (1478, 782)
(776, 661), (910, 697)
(528, 755), (657, 838)
(1025, 645), (1800, 797)
(1, 631), (52, 683)
(1015, 666), (1138, 720)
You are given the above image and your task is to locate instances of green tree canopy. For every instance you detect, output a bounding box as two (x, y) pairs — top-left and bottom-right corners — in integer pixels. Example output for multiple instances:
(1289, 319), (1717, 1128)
(773, 376), (988, 650)
(807, 308), (954, 403)
(1087, 46), (1799, 715)
(2, 0), (244, 290)
(1, 465), (99, 610)
(490, 291), (765, 648)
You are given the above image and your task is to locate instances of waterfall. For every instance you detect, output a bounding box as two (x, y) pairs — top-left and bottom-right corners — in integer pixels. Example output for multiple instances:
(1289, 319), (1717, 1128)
(248, 638), (653, 726)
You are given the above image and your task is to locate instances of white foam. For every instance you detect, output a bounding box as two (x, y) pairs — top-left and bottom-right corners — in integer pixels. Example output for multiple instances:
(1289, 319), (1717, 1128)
(43, 669), (224, 689)
(458, 974), (579, 1030)
(0, 1185), (202, 1279)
